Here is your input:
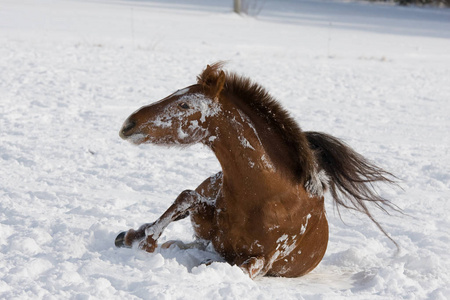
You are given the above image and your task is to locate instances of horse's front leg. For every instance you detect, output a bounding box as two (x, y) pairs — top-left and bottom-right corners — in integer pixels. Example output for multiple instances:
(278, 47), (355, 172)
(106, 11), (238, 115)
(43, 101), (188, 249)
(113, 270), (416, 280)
(115, 190), (202, 252)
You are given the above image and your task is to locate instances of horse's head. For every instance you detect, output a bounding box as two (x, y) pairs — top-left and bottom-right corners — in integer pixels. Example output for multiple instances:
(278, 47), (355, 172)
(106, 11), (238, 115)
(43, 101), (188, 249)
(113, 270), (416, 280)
(120, 68), (226, 146)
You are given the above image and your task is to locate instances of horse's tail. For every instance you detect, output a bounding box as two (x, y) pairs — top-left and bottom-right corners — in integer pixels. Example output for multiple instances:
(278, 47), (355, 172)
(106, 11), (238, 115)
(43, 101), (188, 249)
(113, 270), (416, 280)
(305, 131), (399, 248)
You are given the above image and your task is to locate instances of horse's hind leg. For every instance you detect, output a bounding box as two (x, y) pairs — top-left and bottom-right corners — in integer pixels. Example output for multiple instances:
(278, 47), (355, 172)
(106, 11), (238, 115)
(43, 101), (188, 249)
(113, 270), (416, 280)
(116, 190), (204, 252)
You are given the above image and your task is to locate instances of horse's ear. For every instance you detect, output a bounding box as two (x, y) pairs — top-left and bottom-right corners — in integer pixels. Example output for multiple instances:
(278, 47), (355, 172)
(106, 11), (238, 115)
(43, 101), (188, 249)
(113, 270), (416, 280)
(213, 71), (226, 102)
(197, 62), (226, 101)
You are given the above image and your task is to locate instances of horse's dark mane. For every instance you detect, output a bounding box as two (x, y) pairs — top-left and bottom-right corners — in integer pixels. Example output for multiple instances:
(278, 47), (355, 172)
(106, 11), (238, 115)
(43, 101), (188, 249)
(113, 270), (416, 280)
(197, 62), (315, 184)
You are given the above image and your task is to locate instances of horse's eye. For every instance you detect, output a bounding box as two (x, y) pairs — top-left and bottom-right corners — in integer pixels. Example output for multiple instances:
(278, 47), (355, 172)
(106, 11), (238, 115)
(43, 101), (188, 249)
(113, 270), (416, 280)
(179, 102), (190, 109)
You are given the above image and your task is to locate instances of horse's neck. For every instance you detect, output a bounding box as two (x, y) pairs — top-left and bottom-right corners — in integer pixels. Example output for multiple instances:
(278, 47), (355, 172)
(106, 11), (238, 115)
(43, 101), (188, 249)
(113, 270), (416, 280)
(208, 108), (283, 196)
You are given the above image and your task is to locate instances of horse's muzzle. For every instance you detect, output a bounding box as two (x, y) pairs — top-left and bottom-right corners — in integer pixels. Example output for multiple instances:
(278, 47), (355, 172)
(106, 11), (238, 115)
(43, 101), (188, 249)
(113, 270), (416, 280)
(120, 119), (136, 139)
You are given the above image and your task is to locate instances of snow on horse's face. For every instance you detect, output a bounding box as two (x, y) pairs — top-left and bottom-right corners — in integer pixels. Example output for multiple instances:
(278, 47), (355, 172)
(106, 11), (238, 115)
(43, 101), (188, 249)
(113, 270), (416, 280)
(120, 85), (221, 145)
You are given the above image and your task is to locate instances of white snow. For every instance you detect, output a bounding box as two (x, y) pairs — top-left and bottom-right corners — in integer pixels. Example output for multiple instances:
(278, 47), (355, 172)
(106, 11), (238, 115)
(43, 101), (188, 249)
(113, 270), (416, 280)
(172, 88), (190, 97)
(306, 169), (329, 198)
(1, 0), (449, 299)
(300, 214), (311, 235)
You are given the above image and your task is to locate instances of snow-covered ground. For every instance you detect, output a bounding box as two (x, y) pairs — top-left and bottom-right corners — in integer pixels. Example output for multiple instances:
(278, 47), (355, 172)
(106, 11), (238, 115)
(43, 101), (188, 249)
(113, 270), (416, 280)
(1, 0), (449, 298)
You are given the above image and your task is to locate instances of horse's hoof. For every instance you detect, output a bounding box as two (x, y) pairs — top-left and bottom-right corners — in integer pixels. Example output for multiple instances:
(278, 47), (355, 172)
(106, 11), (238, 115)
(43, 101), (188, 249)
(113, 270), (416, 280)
(115, 231), (130, 248)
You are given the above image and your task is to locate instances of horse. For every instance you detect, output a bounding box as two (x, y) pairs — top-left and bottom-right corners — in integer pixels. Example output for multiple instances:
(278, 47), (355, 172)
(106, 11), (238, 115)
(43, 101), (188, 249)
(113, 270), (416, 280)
(115, 62), (398, 278)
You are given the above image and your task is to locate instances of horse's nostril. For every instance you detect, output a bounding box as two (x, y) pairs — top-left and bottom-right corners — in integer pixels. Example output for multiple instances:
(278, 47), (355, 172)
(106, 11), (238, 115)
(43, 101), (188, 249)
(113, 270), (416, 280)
(121, 120), (136, 137)
(124, 121), (136, 132)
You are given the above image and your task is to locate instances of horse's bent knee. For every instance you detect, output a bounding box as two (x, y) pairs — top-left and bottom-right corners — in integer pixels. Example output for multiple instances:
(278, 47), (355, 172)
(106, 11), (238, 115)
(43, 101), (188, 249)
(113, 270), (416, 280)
(176, 189), (198, 204)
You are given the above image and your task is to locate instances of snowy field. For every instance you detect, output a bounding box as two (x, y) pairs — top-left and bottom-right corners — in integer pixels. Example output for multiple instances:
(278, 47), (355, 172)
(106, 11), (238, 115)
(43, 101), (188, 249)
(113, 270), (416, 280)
(1, 0), (450, 299)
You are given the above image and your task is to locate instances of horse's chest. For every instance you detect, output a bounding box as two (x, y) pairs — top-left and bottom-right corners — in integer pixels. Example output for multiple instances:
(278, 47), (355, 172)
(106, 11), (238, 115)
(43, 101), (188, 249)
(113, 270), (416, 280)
(213, 200), (273, 258)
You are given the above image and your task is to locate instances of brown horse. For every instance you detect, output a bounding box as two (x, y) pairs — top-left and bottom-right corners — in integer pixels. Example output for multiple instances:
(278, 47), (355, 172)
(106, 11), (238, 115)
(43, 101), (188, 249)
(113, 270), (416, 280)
(115, 62), (397, 278)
